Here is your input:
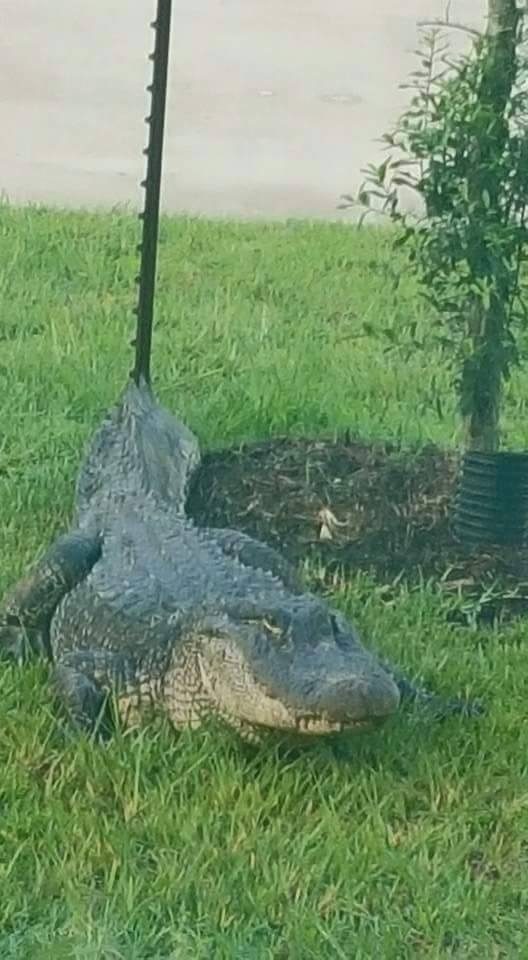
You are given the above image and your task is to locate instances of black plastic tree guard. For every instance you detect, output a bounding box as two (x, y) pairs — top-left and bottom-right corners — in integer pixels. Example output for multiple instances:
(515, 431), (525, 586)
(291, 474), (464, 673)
(455, 450), (528, 547)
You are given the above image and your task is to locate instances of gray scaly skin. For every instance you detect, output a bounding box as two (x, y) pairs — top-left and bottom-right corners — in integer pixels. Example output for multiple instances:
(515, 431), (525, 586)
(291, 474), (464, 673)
(0, 381), (481, 740)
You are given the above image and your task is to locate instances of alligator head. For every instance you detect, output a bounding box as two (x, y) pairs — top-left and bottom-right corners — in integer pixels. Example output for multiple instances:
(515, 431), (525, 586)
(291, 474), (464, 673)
(188, 599), (400, 736)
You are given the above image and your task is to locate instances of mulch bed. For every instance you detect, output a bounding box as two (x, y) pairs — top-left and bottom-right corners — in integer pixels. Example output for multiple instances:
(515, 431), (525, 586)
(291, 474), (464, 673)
(187, 436), (528, 626)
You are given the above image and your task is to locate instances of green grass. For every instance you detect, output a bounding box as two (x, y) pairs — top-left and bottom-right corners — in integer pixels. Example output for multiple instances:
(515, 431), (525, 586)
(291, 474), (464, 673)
(1, 204), (527, 958)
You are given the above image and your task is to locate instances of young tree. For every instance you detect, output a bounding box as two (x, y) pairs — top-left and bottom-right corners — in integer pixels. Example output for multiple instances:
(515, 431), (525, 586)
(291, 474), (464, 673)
(346, 0), (528, 452)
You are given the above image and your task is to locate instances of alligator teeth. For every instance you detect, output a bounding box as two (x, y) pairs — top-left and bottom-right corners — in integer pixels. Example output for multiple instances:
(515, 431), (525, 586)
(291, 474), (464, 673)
(295, 716), (343, 734)
(294, 715), (371, 734)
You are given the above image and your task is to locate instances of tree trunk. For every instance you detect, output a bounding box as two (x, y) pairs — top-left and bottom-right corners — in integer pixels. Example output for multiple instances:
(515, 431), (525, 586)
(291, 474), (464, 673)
(485, 0), (519, 100)
(462, 299), (506, 453)
(463, 0), (520, 452)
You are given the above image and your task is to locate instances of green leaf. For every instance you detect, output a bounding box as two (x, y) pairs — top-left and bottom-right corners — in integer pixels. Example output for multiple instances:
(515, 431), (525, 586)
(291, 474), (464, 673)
(377, 159), (390, 183)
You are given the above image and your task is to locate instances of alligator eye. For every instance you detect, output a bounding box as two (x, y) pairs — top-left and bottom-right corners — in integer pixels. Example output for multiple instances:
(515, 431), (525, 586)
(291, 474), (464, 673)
(241, 616), (283, 636)
(241, 615), (292, 650)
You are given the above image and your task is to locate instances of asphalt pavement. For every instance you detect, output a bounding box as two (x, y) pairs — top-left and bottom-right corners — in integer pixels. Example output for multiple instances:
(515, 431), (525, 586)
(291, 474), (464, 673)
(1, 1), (485, 219)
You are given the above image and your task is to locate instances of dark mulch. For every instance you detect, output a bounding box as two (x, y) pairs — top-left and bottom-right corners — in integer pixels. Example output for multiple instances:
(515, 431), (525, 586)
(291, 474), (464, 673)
(187, 436), (528, 626)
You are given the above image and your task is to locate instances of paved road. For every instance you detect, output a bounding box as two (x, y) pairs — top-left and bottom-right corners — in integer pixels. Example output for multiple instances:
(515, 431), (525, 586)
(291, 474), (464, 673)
(1, 1), (485, 219)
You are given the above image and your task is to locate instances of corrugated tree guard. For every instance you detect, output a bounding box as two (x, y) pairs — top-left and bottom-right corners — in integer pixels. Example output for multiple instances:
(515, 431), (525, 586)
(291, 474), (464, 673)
(455, 452), (528, 547)
(132, 0), (173, 386)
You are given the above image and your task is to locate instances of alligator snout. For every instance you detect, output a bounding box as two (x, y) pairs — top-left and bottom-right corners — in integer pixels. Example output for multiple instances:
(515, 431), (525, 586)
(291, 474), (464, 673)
(277, 603), (401, 724)
(313, 668), (401, 723)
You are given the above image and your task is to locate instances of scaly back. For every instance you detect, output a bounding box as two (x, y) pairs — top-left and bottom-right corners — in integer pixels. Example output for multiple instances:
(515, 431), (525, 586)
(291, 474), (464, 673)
(75, 378), (200, 525)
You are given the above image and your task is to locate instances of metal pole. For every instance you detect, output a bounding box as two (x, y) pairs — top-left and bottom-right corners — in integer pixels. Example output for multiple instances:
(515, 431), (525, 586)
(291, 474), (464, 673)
(132, 0), (173, 385)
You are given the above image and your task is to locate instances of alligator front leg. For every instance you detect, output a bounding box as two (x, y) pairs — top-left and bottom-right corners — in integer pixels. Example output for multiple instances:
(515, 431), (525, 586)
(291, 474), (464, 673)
(54, 648), (153, 737)
(0, 530), (102, 661)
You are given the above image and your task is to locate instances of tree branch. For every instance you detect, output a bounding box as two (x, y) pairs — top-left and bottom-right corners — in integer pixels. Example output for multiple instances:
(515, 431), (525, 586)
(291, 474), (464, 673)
(417, 19), (482, 39)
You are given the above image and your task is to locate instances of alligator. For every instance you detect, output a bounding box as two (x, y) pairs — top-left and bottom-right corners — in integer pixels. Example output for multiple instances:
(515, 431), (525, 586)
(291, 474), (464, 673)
(0, 379), (481, 741)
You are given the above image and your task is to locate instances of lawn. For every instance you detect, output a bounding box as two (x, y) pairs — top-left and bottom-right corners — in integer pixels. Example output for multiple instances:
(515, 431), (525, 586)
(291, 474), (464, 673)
(0, 205), (527, 958)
